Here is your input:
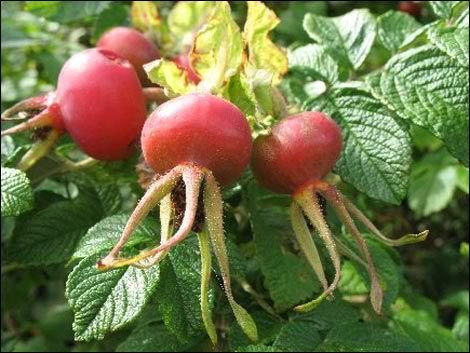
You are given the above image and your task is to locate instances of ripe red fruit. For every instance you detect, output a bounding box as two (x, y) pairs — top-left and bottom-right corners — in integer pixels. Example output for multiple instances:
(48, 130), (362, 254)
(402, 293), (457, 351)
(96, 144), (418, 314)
(397, 1), (422, 17)
(57, 48), (147, 160)
(251, 112), (342, 194)
(172, 54), (200, 83)
(250, 110), (427, 315)
(97, 93), (257, 342)
(97, 27), (160, 86)
(1, 48), (147, 165)
(142, 93), (252, 186)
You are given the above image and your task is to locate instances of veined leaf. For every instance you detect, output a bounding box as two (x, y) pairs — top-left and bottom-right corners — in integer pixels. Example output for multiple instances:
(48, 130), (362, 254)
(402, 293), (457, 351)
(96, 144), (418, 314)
(1, 167), (33, 217)
(144, 59), (196, 97)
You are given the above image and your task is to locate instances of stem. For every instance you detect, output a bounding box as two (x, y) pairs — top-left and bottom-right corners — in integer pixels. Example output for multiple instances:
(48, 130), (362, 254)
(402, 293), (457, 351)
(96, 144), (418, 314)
(16, 129), (61, 171)
(294, 186), (341, 312)
(30, 157), (99, 183)
(142, 87), (170, 105)
(236, 278), (281, 320)
(203, 171), (258, 342)
(318, 183), (383, 314)
(198, 227), (218, 345)
(1, 93), (53, 120)
(290, 201), (328, 291)
(1, 109), (53, 137)
(97, 166), (182, 270)
(132, 194), (173, 269)
(343, 197), (428, 246)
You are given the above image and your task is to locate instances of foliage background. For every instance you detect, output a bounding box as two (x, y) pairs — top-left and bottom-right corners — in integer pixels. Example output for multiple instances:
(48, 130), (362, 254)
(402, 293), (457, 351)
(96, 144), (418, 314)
(1, 1), (469, 352)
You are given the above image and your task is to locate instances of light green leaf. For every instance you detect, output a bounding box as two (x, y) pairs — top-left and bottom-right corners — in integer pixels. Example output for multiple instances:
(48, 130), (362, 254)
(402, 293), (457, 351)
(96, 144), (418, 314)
(453, 1), (469, 28)
(408, 151), (459, 216)
(8, 195), (103, 265)
(154, 237), (212, 343)
(243, 1), (288, 82)
(368, 44), (469, 166)
(377, 11), (421, 53)
(190, 1), (243, 93)
(245, 181), (321, 311)
(428, 26), (469, 67)
(116, 322), (195, 352)
(167, 1), (215, 51)
(429, 1), (459, 19)
(305, 87), (411, 205)
(288, 44), (340, 84)
(73, 214), (158, 260)
(1, 167), (33, 217)
(303, 9), (377, 69)
(66, 253), (160, 341)
(145, 59), (196, 97)
(456, 166), (469, 193)
(130, 1), (161, 33)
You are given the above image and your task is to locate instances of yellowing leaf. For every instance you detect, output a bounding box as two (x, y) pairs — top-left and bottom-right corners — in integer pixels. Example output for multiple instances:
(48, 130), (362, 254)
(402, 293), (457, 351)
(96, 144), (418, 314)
(243, 1), (288, 83)
(144, 59), (196, 97)
(190, 1), (243, 93)
(131, 1), (160, 33)
(167, 1), (215, 51)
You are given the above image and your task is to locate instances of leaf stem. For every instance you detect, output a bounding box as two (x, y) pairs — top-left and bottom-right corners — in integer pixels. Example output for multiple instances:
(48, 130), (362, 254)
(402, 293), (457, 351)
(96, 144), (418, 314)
(203, 170), (258, 342)
(294, 186), (341, 312)
(290, 201), (328, 291)
(317, 182), (383, 314)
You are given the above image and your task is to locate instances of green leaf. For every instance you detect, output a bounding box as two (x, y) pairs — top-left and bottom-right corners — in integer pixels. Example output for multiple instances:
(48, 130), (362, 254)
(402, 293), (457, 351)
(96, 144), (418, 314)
(243, 1), (288, 83)
(191, 1), (243, 93)
(272, 321), (322, 352)
(116, 322), (195, 352)
(92, 3), (129, 41)
(236, 344), (281, 352)
(367, 44), (469, 166)
(66, 253), (160, 341)
(408, 150), (459, 216)
(305, 87), (411, 204)
(303, 9), (377, 70)
(429, 1), (459, 19)
(1, 167), (33, 217)
(290, 299), (360, 331)
(145, 59), (196, 97)
(25, 1), (111, 23)
(317, 322), (420, 352)
(392, 308), (469, 351)
(377, 11), (421, 53)
(154, 237), (212, 343)
(73, 214), (158, 260)
(7, 195), (103, 266)
(428, 26), (469, 67)
(245, 181), (321, 311)
(275, 1), (327, 42)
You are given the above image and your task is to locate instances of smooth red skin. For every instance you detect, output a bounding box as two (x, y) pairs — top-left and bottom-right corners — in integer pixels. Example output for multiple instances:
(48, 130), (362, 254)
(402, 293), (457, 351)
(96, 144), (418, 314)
(97, 27), (160, 86)
(398, 1), (422, 17)
(251, 112), (342, 195)
(56, 48), (146, 160)
(142, 93), (252, 186)
(172, 54), (200, 84)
